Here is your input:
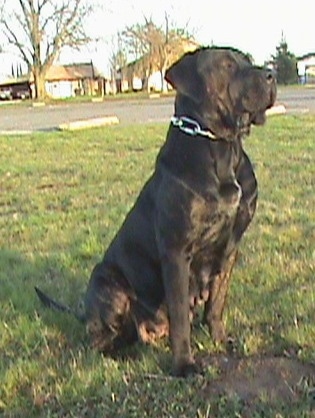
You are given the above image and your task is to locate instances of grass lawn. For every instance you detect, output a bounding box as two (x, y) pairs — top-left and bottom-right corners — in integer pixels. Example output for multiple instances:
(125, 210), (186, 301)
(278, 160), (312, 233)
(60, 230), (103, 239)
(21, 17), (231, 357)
(0, 115), (314, 417)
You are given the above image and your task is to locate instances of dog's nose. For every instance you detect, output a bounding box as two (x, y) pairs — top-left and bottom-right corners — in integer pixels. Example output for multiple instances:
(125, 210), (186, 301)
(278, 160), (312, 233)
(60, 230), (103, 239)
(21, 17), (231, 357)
(265, 68), (275, 84)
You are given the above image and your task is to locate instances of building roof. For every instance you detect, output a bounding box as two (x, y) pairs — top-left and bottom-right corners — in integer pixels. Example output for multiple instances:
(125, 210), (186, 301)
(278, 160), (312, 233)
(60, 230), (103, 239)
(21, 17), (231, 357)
(46, 62), (103, 81)
(297, 52), (315, 61)
(0, 76), (29, 86)
(27, 62), (104, 83)
(1, 62), (104, 86)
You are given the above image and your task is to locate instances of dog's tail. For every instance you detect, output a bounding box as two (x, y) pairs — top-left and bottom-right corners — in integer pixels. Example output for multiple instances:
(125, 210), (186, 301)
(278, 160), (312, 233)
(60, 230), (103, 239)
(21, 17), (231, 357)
(35, 286), (85, 322)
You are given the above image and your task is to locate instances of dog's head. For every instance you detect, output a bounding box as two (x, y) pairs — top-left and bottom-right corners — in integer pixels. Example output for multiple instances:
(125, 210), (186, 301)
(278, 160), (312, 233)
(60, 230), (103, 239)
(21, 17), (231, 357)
(165, 47), (277, 140)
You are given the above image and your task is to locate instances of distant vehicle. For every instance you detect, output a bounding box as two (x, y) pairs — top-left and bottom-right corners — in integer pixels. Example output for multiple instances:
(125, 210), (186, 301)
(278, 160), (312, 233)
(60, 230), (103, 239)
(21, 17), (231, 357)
(14, 89), (31, 100)
(0, 81), (32, 100)
(0, 88), (13, 100)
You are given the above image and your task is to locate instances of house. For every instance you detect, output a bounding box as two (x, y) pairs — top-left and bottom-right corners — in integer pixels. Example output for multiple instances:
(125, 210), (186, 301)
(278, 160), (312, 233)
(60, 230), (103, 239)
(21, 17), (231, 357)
(0, 62), (109, 99)
(38, 62), (107, 98)
(297, 53), (315, 84)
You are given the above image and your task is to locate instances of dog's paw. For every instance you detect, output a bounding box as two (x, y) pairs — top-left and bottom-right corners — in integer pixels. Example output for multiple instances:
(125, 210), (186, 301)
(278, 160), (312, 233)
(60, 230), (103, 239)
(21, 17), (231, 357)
(171, 359), (200, 378)
(210, 320), (227, 345)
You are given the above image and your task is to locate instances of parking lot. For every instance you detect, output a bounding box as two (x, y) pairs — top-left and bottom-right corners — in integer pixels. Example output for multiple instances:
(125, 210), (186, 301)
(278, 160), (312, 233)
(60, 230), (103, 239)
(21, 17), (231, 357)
(0, 86), (314, 133)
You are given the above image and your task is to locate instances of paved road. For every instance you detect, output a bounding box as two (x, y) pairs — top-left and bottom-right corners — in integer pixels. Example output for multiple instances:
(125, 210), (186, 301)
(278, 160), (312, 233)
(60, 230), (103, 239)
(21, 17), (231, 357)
(276, 86), (315, 113)
(0, 87), (314, 133)
(0, 97), (174, 133)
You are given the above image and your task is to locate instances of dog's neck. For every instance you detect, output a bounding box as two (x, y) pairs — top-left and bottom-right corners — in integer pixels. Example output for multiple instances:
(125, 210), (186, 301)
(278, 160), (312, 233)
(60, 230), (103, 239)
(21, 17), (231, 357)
(174, 94), (250, 141)
(170, 116), (218, 141)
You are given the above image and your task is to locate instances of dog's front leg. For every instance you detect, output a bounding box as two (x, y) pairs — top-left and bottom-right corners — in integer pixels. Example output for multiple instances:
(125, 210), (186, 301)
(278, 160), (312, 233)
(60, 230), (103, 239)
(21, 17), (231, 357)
(161, 251), (198, 377)
(203, 249), (238, 344)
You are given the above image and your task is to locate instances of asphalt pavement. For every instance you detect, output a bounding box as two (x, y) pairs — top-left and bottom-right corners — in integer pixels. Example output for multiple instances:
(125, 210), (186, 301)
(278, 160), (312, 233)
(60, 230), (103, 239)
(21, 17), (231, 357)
(0, 86), (314, 133)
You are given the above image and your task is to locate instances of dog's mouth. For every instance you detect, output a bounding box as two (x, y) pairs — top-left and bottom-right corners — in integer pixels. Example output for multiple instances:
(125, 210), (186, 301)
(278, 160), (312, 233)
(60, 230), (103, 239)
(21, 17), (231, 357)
(236, 113), (252, 136)
(231, 68), (277, 131)
(236, 104), (272, 135)
(237, 109), (267, 135)
(239, 84), (276, 131)
(251, 110), (267, 125)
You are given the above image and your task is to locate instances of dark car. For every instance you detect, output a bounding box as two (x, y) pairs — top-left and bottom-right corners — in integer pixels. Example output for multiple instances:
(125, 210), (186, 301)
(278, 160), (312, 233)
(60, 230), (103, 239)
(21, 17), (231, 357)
(14, 89), (31, 100)
(0, 88), (13, 100)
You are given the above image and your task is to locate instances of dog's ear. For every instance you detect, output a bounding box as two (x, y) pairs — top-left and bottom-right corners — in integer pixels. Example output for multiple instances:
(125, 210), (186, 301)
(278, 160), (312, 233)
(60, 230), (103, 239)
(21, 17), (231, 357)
(165, 50), (204, 103)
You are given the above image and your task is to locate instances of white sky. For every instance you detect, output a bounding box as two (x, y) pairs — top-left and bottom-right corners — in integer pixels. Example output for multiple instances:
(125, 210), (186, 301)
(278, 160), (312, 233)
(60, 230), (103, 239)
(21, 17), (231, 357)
(1, 0), (314, 78)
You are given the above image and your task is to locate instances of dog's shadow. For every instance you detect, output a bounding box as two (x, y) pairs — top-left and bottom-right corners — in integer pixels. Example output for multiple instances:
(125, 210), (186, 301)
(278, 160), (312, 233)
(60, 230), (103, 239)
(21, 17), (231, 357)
(0, 248), (86, 345)
(0, 248), (168, 366)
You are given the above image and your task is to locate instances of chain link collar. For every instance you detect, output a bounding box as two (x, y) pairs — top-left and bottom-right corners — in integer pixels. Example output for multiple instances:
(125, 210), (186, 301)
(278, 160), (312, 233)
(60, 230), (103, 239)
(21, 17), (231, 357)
(171, 116), (218, 140)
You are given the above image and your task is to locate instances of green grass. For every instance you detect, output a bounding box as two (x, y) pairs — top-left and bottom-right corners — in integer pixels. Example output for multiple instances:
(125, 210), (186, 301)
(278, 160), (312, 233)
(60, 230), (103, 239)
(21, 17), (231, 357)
(0, 116), (314, 417)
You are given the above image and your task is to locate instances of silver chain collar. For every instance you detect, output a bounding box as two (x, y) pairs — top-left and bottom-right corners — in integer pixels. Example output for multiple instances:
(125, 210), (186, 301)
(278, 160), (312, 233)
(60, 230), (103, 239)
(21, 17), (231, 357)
(170, 116), (218, 140)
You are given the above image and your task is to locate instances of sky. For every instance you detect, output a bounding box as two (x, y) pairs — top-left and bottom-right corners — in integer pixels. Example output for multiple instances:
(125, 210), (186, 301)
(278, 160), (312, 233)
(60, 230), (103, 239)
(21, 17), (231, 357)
(1, 0), (314, 79)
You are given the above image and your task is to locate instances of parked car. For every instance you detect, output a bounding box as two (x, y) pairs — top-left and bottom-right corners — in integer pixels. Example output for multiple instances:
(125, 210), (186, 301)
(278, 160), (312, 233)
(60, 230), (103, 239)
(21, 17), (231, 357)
(14, 89), (31, 100)
(0, 88), (13, 100)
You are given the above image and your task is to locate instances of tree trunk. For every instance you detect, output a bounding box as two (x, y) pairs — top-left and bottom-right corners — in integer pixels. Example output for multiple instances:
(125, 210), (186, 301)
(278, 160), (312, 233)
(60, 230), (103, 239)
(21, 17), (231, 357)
(141, 75), (150, 93)
(33, 67), (46, 100)
(142, 68), (151, 93)
(160, 66), (168, 92)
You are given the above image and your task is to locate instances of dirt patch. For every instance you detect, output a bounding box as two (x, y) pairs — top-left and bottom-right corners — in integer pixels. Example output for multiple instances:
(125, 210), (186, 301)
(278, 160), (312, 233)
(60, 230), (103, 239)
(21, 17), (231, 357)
(201, 354), (315, 407)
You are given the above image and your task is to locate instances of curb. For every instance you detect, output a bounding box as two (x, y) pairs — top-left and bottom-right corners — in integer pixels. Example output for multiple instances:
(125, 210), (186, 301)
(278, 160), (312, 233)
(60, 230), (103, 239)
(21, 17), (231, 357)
(0, 130), (33, 135)
(58, 116), (119, 131)
(32, 102), (46, 107)
(266, 104), (286, 116)
(149, 93), (161, 99)
(91, 97), (104, 103)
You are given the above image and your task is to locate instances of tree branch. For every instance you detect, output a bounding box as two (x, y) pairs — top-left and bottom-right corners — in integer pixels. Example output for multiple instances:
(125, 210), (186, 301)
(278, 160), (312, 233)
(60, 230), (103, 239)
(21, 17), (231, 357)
(0, 0), (95, 98)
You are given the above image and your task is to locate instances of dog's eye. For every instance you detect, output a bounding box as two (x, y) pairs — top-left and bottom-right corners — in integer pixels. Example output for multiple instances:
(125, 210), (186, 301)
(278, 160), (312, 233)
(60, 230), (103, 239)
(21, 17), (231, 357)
(223, 60), (236, 71)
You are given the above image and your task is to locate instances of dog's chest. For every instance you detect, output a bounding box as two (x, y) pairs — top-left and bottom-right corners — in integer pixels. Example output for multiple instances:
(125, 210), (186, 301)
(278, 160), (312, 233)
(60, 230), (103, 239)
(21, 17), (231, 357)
(188, 139), (243, 247)
(189, 179), (242, 251)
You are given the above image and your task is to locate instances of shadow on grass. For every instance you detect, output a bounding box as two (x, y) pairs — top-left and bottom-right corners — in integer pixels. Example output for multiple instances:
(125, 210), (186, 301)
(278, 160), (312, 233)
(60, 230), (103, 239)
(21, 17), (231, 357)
(0, 248), (86, 345)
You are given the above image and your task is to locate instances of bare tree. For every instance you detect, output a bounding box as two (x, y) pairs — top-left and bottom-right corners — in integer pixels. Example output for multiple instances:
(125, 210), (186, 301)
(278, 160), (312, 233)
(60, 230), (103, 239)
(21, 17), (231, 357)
(122, 15), (195, 92)
(0, 0), (94, 99)
(122, 20), (155, 92)
(108, 32), (128, 94)
(156, 13), (196, 92)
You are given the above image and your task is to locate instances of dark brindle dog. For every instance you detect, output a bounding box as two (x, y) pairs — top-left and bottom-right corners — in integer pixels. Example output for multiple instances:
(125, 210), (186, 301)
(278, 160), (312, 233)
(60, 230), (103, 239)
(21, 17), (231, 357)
(36, 47), (276, 377)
